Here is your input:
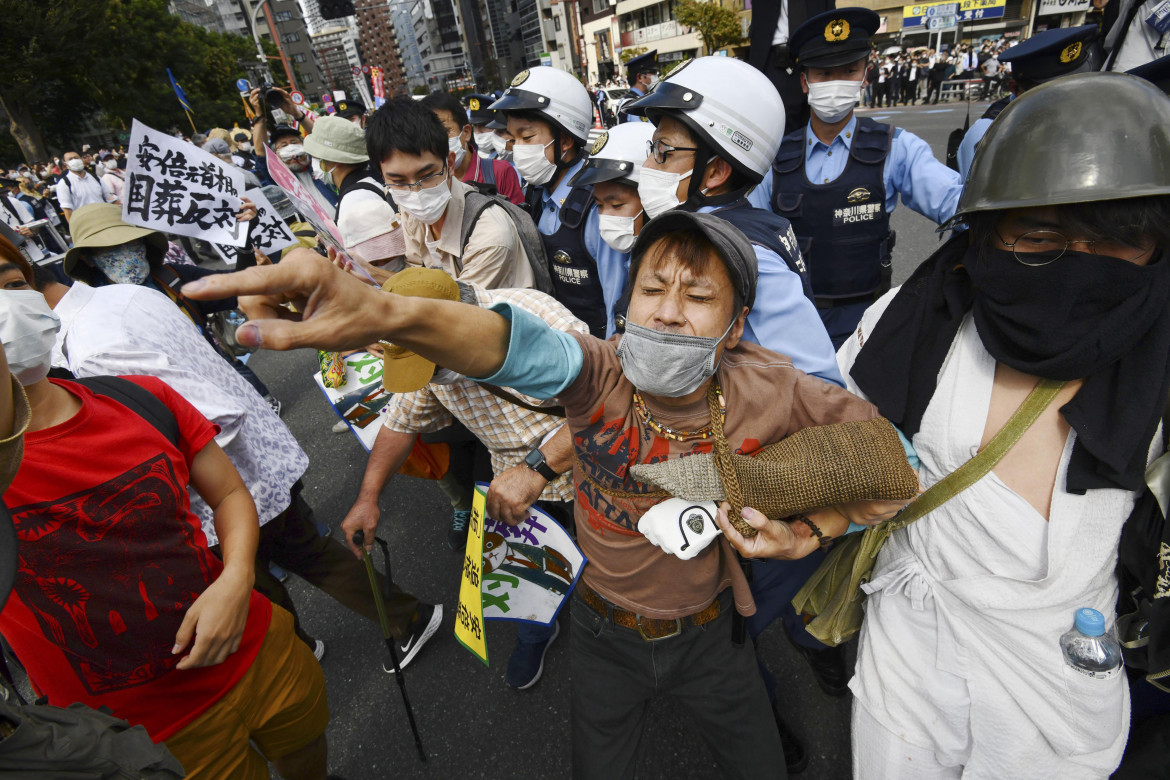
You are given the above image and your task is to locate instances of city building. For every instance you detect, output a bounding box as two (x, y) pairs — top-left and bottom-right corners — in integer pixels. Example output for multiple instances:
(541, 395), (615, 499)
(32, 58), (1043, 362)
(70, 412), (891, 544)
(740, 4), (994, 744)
(478, 0), (528, 86)
(166, 0), (326, 93)
(518, 0), (586, 74)
(581, 0), (618, 85)
(392, 0), (428, 91)
(355, 0), (409, 98)
(412, 0), (470, 92)
(614, 0), (701, 72)
(312, 20), (364, 98)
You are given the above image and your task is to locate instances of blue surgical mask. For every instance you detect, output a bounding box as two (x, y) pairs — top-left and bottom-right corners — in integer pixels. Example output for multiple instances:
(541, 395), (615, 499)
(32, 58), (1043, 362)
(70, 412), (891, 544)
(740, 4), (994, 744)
(90, 241), (150, 285)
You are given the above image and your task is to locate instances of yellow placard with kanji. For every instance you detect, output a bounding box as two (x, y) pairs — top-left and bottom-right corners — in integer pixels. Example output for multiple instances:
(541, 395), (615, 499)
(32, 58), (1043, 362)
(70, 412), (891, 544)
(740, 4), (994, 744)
(454, 485), (489, 665)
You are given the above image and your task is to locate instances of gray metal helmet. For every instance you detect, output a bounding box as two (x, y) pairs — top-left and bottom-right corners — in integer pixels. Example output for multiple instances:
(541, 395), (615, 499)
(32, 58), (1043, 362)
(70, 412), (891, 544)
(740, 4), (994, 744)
(957, 73), (1170, 222)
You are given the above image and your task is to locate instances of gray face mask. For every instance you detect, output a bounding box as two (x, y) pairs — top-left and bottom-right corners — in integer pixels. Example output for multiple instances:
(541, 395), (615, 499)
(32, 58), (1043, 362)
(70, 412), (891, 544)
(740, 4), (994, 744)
(616, 318), (735, 398)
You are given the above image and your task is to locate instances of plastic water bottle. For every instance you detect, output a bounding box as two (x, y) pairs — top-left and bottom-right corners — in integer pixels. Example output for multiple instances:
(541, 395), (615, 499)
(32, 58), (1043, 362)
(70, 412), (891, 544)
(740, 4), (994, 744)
(1059, 607), (1122, 679)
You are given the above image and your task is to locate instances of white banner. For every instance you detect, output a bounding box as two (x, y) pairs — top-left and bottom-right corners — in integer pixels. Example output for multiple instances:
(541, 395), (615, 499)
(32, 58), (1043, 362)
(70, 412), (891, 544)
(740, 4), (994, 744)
(244, 187), (300, 256)
(123, 119), (247, 247)
(1038, 0), (1090, 14)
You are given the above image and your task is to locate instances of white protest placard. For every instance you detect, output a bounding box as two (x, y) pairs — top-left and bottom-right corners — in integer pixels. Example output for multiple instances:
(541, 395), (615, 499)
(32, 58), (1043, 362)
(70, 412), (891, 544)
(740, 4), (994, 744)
(123, 119), (246, 247)
(311, 351), (390, 451)
(245, 187), (300, 256)
(480, 500), (586, 626)
(1038, 0), (1089, 14)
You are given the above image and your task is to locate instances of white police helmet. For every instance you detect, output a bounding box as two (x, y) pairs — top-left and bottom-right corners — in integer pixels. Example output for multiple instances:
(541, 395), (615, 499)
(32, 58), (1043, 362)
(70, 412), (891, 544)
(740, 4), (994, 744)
(624, 57), (785, 183)
(569, 123), (656, 188)
(489, 67), (594, 144)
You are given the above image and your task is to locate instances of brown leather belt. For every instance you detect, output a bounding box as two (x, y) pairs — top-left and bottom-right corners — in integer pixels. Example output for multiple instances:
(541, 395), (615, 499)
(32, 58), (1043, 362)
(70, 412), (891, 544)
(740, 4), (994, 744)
(576, 581), (725, 641)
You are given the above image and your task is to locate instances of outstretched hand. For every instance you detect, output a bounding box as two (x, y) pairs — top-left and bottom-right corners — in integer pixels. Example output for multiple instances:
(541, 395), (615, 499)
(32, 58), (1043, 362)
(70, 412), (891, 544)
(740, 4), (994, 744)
(181, 249), (393, 352)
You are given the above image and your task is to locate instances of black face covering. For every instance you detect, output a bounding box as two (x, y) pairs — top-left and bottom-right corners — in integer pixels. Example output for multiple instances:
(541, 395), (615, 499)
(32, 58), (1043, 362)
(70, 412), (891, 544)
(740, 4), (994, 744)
(852, 235), (1170, 492)
(968, 246), (1169, 381)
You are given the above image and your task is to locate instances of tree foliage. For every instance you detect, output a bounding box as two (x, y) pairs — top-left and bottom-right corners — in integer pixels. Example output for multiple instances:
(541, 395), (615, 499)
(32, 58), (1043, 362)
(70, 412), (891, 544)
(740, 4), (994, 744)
(619, 46), (648, 65)
(674, 0), (746, 56)
(0, 0), (276, 163)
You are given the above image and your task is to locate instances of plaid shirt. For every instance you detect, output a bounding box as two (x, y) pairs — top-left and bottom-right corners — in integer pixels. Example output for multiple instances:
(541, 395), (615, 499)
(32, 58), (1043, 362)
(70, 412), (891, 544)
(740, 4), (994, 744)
(383, 286), (588, 504)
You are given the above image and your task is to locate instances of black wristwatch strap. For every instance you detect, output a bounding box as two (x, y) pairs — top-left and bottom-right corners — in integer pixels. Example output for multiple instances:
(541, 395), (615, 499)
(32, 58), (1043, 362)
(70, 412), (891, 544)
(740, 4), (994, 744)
(526, 449), (558, 481)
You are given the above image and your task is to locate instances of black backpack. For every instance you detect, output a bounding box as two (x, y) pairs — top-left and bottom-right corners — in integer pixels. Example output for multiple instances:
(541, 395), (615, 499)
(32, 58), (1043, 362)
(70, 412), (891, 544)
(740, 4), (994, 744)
(458, 190), (554, 295)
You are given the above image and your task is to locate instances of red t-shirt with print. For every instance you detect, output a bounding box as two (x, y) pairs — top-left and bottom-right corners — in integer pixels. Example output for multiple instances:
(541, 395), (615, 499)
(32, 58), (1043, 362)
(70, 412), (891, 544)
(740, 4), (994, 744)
(0, 376), (271, 741)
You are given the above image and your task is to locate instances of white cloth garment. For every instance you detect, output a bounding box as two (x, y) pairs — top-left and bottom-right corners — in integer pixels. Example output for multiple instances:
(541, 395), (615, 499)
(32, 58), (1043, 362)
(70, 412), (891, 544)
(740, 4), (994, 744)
(838, 294), (1144, 780)
(55, 171), (111, 211)
(51, 283), (309, 544)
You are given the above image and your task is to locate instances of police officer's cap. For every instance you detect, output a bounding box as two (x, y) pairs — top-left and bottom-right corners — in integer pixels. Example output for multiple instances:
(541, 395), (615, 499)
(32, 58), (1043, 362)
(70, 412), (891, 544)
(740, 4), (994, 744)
(1128, 53), (1170, 94)
(625, 49), (659, 77)
(335, 99), (366, 119)
(464, 93), (497, 125)
(998, 25), (1098, 84)
(791, 8), (880, 69)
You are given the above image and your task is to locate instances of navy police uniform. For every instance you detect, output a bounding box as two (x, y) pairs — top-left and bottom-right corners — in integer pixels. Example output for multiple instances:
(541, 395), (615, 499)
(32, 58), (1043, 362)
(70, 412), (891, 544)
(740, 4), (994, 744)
(957, 26), (1101, 180)
(618, 50), (657, 123)
(750, 8), (963, 348)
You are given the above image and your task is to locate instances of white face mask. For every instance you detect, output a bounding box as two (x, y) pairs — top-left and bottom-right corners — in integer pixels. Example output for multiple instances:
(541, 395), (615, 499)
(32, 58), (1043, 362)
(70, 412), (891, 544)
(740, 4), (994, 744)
(238, 141), (253, 152)
(638, 166), (691, 219)
(66, 158), (85, 173)
(598, 210), (642, 253)
(807, 79), (862, 124)
(395, 174), (452, 225)
(513, 140), (557, 186)
(473, 131), (496, 154)
(0, 290), (61, 386)
(491, 134), (510, 155)
(448, 135), (466, 168)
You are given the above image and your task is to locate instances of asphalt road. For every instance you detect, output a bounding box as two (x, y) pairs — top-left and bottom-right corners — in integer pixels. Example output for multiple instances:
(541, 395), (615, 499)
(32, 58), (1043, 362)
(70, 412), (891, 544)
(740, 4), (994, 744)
(238, 98), (987, 780)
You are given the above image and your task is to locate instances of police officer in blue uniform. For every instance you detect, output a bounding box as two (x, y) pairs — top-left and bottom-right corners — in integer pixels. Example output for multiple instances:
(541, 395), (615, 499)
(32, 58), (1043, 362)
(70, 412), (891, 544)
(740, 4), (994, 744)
(625, 55), (843, 387)
(618, 50), (658, 123)
(567, 122), (657, 336)
(957, 25), (1101, 180)
(749, 8), (964, 349)
(490, 67), (620, 338)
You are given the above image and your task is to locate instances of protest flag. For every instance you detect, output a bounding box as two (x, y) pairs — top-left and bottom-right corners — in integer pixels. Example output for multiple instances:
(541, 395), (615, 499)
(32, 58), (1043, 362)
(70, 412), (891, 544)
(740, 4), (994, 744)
(166, 68), (197, 133)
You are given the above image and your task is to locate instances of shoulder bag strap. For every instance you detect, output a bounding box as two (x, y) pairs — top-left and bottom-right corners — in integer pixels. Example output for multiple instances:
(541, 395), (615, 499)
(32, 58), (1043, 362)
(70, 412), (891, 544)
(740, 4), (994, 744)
(475, 381), (566, 417)
(890, 377), (1066, 530)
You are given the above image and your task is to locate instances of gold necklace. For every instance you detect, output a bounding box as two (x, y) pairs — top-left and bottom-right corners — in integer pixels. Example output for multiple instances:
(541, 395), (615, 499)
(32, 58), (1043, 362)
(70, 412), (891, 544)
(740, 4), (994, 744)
(632, 381), (725, 441)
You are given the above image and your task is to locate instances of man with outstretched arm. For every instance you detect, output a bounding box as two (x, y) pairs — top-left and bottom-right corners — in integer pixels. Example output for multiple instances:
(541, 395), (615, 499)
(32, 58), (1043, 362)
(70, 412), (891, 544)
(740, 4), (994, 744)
(183, 211), (911, 778)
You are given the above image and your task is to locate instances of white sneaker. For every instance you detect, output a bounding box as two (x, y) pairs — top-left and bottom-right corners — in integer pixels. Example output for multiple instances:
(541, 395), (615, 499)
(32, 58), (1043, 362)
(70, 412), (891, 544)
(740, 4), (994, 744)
(313, 639), (326, 662)
(332, 419), (349, 433)
(384, 603), (442, 673)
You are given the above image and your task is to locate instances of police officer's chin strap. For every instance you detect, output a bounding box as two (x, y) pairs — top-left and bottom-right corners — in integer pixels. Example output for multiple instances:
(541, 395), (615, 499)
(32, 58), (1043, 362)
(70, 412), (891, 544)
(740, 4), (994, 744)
(550, 128), (582, 182)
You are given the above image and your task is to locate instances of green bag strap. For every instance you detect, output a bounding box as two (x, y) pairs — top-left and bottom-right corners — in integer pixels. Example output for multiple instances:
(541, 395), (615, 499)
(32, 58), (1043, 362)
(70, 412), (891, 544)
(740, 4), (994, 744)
(885, 377), (1067, 534)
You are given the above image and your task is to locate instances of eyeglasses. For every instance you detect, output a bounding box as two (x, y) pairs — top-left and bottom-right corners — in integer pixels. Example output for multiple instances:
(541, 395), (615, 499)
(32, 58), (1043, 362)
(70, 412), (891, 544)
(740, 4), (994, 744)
(996, 229), (1154, 267)
(386, 162), (448, 193)
(646, 138), (698, 165)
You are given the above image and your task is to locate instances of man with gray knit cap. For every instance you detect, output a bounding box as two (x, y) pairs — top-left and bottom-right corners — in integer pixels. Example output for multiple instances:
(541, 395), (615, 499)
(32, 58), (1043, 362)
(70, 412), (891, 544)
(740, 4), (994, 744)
(183, 210), (912, 777)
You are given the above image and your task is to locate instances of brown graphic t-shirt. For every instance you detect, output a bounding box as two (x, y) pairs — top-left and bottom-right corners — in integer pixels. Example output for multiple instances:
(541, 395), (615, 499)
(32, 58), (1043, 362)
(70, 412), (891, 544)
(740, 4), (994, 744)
(559, 333), (879, 620)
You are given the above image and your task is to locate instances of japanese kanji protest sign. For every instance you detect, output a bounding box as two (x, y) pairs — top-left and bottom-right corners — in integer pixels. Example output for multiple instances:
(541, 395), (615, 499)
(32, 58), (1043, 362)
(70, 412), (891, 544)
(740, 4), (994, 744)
(123, 119), (246, 247)
(455, 484), (490, 666)
(245, 187), (299, 256)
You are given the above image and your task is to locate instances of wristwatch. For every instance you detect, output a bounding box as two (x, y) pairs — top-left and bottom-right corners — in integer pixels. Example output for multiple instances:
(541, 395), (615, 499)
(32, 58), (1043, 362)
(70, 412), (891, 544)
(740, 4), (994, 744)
(524, 447), (558, 481)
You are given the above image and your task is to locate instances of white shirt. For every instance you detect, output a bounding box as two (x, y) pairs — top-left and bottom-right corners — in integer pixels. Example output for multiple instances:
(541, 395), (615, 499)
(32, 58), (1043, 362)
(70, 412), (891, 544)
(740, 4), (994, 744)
(771, 2), (789, 46)
(51, 282), (309, 545)
(838, 294), (1138, 777)
(1110, 0), (1170, 70)
(55, 170), (111, 211)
